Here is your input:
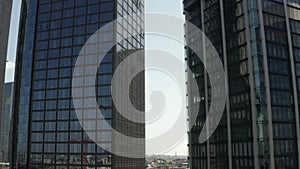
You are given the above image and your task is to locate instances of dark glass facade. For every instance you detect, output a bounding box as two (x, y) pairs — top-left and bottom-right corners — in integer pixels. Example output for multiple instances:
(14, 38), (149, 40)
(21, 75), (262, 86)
(12, 0), (144, 169)
(0, 83), (14, 163)
(184, 0), (300, 169)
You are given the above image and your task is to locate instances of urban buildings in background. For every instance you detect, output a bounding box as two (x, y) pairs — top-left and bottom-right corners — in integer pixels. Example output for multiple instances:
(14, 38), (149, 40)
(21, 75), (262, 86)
(146, 155), (188, 169)
(12, 0), (144, 169)
(146, 159), (188, 169)
(185, 0), (300, 169)
(0, 0), (12, 166)
(0, 82), (14, 164)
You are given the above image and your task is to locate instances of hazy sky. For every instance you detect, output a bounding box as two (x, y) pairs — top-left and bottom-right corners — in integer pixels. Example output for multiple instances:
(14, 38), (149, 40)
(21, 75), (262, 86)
(5, 0), (187, 156)
(145, 1), (186, 156)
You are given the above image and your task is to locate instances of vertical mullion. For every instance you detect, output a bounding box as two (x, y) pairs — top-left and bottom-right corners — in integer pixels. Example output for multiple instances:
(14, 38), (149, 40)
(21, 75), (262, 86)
(283, 1), (300, 168)
(201, 0), (210, 169)
(219, 0), (232, 169)
(257, 0), (275, 168)
(242, 0), (259, 168)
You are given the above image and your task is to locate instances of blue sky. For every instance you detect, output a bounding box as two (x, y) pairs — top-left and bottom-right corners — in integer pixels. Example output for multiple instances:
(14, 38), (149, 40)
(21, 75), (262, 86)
(5, 0), (187, 156)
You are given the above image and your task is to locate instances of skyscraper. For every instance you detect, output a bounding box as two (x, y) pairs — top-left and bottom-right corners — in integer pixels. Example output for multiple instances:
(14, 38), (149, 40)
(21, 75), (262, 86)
(184, 0), (300, 169)
(0, 82), (14, 164)
(0, 0), (13, 164)
(12, 0), (144, 168)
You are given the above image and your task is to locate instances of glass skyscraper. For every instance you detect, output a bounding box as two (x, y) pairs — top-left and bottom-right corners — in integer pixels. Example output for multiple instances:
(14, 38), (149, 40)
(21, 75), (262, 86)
(12, 0), (144, 169)
(184, 0), (300, 169)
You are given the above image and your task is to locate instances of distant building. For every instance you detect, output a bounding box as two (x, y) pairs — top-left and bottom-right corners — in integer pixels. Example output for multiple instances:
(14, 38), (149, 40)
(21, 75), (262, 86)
(0, 83), (13, 164)
(184, 0), (300, 169)
(0, 0), (12, 164)
(146, 158), (188, 169)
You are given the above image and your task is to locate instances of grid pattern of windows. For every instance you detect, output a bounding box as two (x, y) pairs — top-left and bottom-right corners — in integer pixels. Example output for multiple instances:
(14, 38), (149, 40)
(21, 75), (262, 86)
(113, 1), (145, 168)
(184, 0), (208, 168)
(185, 0), (231, 168)
(12, 1), (38, 168)
(203, 0), (230, 169)
(224, 1), (254, 169)
(185, 0), (300, 169)
(30, 1), (115, 168)
(13, 0), (144, 169)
